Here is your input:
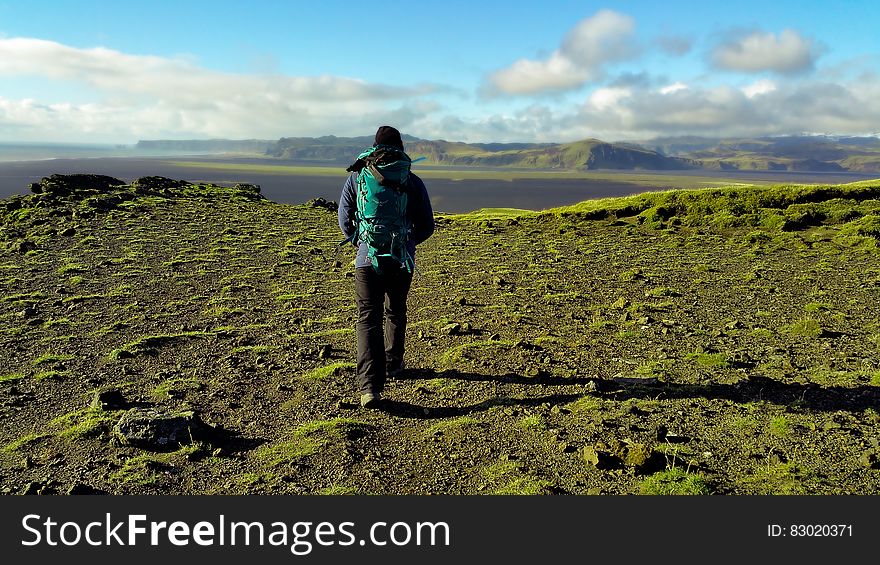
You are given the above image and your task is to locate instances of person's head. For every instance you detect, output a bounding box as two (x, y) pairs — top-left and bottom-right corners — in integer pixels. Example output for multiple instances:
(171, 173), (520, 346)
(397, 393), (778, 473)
(374, 125), (404, 149)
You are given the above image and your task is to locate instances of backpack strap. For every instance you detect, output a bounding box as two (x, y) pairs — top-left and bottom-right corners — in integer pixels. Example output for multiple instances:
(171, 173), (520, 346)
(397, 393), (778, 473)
(345, 158), (366, 173)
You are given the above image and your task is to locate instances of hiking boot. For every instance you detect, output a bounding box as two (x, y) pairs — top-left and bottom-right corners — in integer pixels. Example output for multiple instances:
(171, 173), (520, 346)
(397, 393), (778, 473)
(360, 392), (382, 408)
(387, 361), (405, 378)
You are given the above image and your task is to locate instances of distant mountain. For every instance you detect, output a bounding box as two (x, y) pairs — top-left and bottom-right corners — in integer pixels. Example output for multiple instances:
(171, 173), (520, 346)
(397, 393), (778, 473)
(135, 139), (274, 153)
(470, 142), (556, 152)
(137, 133), (880, 173)
(639, 135), (880, 173)
(266, 134), (424, 162)
(404, 138), (694, 170)
(267, 135), (693, 170)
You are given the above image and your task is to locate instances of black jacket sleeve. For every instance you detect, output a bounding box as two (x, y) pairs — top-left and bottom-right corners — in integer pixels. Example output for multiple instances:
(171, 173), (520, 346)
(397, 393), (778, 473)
(408, 174), (434, 245)
(338, 173), (357, 241)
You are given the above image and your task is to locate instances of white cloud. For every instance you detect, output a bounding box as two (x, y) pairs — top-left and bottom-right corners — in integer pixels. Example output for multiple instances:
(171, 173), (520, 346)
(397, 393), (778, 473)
(0, 38), (440, 141)
(588, 87), (631, 111)
(488, 52), (590, 95)
(486, 10), (637, 95)
(660, 82), (688, 95)
(0, 38), (430, 101)
(403, 75), (880, 143)
(580, 78), (880, 139)
(0, 34), (877, 145)
(741, 79), (777, 98)
(712, 29), (821, 74)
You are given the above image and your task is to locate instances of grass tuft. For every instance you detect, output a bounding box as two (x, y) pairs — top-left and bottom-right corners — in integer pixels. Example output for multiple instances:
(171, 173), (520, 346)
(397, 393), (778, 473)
(0, 373), (26, 383)
(255, 419), (372, 466)
(300, 362), (355, 380)
(639, 468), (711, 495)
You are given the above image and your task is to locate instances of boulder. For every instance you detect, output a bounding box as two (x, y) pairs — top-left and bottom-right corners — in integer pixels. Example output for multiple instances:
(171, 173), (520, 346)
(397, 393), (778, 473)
(112, 407), (211, 451)
(86, 193), (133, 211)
(66, 483), (106, 495)
(19, 306), (38, 319)
(233, 182), (261, 194)
(622, 442), (665, 474)
(859, 449), (880, 469)
(18, 240), (37, 253)
(582, 445), (619, 470)
(32, 174), (125, 197)
(305, 197), (338, 211)
(132, 176), (189, 190)
(92, 389), (127, 411)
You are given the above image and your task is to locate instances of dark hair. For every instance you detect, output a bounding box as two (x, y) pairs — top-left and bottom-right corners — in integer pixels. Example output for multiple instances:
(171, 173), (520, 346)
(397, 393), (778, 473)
(374, 125), (404, 149)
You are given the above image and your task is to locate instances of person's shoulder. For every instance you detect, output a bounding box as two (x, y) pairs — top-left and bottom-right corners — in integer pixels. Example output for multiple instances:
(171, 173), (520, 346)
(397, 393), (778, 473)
(407, 172), (427, 190)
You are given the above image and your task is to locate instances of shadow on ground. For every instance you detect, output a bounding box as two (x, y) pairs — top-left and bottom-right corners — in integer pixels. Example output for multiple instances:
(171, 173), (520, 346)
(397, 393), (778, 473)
(382, 368), (880, 418)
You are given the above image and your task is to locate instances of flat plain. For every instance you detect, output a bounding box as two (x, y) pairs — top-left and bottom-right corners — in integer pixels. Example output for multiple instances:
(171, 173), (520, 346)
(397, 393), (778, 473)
(2, 155), (877, 212)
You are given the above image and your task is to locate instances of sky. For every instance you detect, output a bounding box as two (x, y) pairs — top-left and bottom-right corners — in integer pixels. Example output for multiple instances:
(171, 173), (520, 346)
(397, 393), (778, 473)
(0, 0), (878, 144)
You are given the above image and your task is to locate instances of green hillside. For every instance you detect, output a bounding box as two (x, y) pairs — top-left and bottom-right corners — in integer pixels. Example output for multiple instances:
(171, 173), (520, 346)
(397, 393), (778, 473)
(406, 139), (693, 170)
(267, 134), (420, 162)
(140, 134), (880, 173)
(646, 136), (880, 173)
(266, 135), (693, 170)
(2, 174), (880, 495)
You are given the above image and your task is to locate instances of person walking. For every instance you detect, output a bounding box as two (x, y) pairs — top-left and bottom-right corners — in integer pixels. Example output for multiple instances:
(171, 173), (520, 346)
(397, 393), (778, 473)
(338, 126), (435, 408)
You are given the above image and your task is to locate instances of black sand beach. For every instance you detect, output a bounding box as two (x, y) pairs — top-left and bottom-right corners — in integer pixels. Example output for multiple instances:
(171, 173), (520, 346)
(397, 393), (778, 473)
(1, 156), (876, 213)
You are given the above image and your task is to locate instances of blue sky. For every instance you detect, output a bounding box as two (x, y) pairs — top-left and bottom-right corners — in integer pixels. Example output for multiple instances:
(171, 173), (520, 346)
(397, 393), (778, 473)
(1, 0), (878, 143)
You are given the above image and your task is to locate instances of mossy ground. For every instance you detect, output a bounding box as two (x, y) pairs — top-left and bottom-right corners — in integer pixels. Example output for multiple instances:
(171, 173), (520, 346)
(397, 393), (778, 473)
(1, 177), (879, 494)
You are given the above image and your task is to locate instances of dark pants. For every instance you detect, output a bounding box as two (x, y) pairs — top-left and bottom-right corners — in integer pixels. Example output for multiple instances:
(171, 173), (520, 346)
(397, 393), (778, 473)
(355, 262), (413, 395)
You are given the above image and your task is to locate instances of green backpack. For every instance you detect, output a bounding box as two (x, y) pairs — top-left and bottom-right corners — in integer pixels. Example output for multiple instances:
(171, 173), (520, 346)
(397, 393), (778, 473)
(345, 144), (415, 273)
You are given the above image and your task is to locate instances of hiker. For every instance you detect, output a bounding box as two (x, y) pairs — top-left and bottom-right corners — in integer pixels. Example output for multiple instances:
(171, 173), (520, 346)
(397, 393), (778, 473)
(338, 126), (435, 408)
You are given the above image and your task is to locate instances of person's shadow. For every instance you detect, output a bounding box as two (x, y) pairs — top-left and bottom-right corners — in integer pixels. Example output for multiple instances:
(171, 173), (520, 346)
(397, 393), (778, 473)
(380, 368), (880, 419)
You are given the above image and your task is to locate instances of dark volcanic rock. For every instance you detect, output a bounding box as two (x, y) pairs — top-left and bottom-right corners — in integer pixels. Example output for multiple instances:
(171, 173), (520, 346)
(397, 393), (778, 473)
(622, 442), (666, 474)
(234, 182), (261, 194)
(231, 183), (263, 200)
(21, 481), (42, 495)
(21, 481), (59, 495)
(92, 389), (127, 411)
(306, 197), (338, 211)
(112, 408), (211, 451)
(86, 193), (133, 211)
(317, 344), (332, 359)
(655, 424), (669, 441)
(859, 449), (880, 469)
(66, 483), (107, 495)
(132, 176), (189, 190)
(582, 445), (620, 469)
(32, 174), (125, 197)
(582, 439), (665, 474)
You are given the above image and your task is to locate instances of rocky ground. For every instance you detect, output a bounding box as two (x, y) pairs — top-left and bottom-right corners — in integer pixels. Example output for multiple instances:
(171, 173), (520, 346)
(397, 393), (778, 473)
(1, 174), (879, 495)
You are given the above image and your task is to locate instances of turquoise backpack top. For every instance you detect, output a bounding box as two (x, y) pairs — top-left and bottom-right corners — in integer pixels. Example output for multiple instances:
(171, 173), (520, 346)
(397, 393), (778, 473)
(343, 144), (415, 273)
